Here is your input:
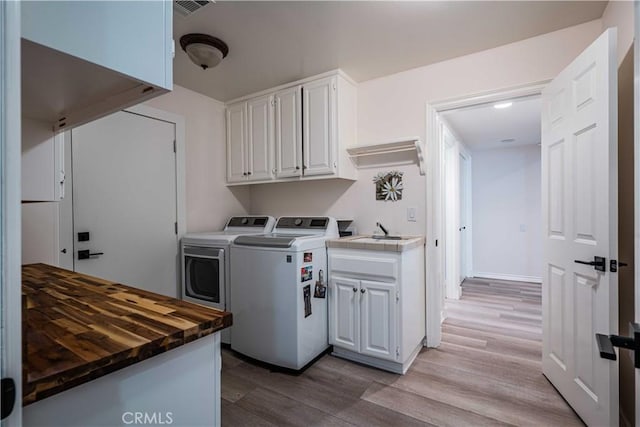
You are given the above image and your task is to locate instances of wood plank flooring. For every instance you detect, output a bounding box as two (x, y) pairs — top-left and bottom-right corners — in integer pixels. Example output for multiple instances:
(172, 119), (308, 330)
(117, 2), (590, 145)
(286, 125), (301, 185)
(221, 277), (584, 426)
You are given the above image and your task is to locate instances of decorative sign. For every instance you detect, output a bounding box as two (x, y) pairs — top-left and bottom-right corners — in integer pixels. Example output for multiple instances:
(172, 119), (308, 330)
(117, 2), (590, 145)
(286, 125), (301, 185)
(374, 171), (404, 201)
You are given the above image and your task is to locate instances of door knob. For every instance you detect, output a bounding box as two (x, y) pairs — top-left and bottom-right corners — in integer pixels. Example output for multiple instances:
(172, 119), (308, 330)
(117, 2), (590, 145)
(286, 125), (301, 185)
(78, 250), (104, 260)
(574, 256), (606, 272)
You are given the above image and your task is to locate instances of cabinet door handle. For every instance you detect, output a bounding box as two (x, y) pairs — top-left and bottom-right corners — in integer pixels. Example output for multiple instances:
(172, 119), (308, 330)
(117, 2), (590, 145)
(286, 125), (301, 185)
(352, 287), (357, 292)
(247, 171), (252, 176)
(295, 166), (300, 170)
(360, 288), (366, 294)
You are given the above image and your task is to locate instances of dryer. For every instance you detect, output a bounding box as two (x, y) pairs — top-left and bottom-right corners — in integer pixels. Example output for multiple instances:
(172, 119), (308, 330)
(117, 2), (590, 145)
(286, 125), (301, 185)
(181, 215), (275, 344)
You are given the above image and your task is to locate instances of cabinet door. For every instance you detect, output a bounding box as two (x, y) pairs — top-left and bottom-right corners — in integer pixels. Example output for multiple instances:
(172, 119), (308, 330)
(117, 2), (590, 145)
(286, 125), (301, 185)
(302, 77), (336, 176)
(329, 277), (360, 352)
(247, 95), (274, 181)
(360, 280), (397, 361)
(226, 102), (247, 183)
(274, 86), (302, 178)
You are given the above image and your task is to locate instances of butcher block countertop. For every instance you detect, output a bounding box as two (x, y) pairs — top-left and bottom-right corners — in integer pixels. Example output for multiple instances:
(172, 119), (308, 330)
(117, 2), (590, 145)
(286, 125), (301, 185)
(22, 263), (232, 406)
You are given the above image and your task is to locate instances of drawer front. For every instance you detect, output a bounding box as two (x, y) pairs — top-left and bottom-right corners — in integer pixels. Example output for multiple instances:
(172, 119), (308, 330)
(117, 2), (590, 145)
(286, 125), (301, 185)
(329, 254), (398, 281)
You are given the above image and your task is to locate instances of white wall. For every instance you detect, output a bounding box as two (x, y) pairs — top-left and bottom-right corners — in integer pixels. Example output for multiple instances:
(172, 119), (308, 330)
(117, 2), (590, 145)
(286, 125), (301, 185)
(601, 0), (634, 66)
(471, 145), (542, 281)
(144, 85), (251, 232)
(250, 20), (601, 235)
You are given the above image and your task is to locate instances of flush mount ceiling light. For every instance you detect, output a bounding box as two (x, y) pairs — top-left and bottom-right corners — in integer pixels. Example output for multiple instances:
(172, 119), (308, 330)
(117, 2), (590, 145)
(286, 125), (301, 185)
(493, 101), (513, 109)
(180, 33), (229, 70)
(500, 138), (516, 144)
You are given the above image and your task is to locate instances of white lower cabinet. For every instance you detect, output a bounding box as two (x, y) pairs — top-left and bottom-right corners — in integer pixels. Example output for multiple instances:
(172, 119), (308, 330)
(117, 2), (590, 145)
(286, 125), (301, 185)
(360, 280), (397, 360)
(328, 246), (425, 374)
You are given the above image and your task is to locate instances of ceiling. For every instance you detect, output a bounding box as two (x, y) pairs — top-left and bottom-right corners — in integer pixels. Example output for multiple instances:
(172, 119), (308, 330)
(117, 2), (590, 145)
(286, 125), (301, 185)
(440, 96), (541, 151)
(173, 1), (607, 102)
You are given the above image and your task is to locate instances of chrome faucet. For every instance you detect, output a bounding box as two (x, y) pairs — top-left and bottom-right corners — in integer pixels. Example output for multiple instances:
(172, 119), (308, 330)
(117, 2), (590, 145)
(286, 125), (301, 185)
(376, 222), (389, 236)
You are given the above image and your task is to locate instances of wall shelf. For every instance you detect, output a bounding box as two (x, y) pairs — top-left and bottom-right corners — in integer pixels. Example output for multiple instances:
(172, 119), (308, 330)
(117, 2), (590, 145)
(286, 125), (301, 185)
(347, 137), (425, 175)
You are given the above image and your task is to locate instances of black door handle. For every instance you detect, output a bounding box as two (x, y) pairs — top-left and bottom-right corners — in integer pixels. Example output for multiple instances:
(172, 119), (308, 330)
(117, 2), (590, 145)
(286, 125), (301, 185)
(596, 322), (640, 368)
(78, 250), (104, 260)
(1, 378), (15, 420)
(574, 256), (606, 272)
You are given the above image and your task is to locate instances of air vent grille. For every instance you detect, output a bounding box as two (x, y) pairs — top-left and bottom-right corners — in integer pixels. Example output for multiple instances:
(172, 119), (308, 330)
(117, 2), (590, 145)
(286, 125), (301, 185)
(174, 0), (212, 17)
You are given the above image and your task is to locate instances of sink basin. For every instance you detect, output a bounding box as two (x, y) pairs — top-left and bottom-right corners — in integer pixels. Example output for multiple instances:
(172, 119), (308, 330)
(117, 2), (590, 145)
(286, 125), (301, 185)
(371, 235), (403, 240)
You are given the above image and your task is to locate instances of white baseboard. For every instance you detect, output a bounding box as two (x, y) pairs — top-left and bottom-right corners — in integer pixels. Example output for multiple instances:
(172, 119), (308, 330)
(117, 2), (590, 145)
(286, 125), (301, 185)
(472, 272), (542, 284)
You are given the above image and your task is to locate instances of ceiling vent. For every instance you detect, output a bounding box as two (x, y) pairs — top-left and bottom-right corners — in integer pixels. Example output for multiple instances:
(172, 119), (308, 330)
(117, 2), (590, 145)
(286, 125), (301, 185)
(174, 0), (213, 18)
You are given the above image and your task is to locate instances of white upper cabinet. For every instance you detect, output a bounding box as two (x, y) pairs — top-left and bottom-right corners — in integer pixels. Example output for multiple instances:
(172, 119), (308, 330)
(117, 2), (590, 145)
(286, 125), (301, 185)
(247, 95), (275, 181)
(21, 1), (172, 132)
(302, 77), (336, 176)
(226, 102), (248, 183)
(225, 70), (358, 185)
(274, 86), (303, 179)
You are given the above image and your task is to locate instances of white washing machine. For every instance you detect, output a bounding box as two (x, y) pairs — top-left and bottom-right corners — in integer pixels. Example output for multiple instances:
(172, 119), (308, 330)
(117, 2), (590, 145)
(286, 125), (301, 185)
(181, 216), (275, 344)
(230, 217), (339, 370)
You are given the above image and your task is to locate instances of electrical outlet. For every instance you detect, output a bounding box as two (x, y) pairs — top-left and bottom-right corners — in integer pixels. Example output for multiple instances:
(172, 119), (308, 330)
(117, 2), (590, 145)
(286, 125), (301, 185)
(407, 207), (417, 222)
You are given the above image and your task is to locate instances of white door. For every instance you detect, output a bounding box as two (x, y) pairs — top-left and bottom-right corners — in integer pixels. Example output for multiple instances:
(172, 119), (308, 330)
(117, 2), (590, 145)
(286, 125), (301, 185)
(541, 28), (618, 427)
(274, 86), (302, 178)
(72, 111), (179, 297)
(247, 95), (274, 181)
(360, 280), (397, 361)
(1, 1), (23, 423)
(329, 277), (360, 352)
(302, 77), (336, 176)
(226, 102), (247, 183)
(459, 152), (469, 283)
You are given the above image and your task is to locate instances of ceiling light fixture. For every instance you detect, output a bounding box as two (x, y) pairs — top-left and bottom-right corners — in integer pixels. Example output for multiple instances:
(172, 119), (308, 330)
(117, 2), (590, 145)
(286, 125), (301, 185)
(500, 138), (516, 143)
(180, 33), (229, 70)
(493, 101), (513, 109)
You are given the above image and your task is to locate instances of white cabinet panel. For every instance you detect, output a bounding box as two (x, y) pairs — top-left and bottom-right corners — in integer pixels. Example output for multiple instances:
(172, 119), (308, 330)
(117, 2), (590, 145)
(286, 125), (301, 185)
(247, 95), (274, 181)
(22, 117), (65, 201)
(360, 280), (397, 361)
(226, 102), (247, 183)
(302, 77), (336, 176)
(329, 277), (360, 352)
(274, 86), (302, 178)
(21, 1), (172, 90)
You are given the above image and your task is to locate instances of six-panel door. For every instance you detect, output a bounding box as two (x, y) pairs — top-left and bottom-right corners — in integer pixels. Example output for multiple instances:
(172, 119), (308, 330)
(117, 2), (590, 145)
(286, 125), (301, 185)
(274, 86), (302, 178)
(329, 277), (360, 352)
(360, 280), (397, 361)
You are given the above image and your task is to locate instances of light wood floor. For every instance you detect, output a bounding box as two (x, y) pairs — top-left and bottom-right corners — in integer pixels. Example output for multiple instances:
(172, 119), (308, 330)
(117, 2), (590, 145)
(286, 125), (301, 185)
(221, 277), (584, 426)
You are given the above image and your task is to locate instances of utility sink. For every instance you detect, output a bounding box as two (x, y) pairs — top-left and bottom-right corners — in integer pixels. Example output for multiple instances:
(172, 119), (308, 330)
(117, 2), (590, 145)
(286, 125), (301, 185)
(351, 236), (409, 244)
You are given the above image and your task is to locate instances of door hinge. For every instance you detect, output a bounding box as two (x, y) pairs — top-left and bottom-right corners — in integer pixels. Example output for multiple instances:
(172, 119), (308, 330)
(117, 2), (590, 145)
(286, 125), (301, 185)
(333, 83), (336, 91)
(1, 378), (16, 420)
(396, 291), (399, 303)
(396, 347), (400, 357)
(175, 222), (178, 235)
(173, 140), (176, 153)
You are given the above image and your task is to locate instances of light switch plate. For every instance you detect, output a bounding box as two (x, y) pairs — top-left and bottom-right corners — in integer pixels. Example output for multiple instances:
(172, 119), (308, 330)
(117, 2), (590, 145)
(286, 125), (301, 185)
(407, 207), (417, 222)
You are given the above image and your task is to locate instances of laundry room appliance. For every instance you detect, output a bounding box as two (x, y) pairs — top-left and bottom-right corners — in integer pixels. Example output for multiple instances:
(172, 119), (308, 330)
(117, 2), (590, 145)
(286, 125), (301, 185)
(230, 217), (339, 370)
(181, 216), (275, 344)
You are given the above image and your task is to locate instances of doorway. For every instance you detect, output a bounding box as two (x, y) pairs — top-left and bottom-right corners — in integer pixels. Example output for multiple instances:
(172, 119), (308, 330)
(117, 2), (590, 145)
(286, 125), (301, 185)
(59, 106), (186, 297)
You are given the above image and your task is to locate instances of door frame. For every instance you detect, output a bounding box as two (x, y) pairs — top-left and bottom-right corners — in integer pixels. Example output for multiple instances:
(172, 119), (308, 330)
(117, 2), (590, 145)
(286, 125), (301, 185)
(634, 1), (640, 424)
(424, 80), (549, 347)
(1, 1), (23, 424)
(60, 105), (186, 276)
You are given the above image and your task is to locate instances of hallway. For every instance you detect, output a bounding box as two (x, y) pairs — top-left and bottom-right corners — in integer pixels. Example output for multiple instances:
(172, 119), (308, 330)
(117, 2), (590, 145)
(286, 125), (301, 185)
(220, 277), (584, 426)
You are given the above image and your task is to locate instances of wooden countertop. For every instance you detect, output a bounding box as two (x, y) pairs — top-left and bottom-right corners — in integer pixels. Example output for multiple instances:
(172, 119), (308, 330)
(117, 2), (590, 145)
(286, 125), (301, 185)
(22, 263), (232, 406)
(326, 235), (425, 252)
